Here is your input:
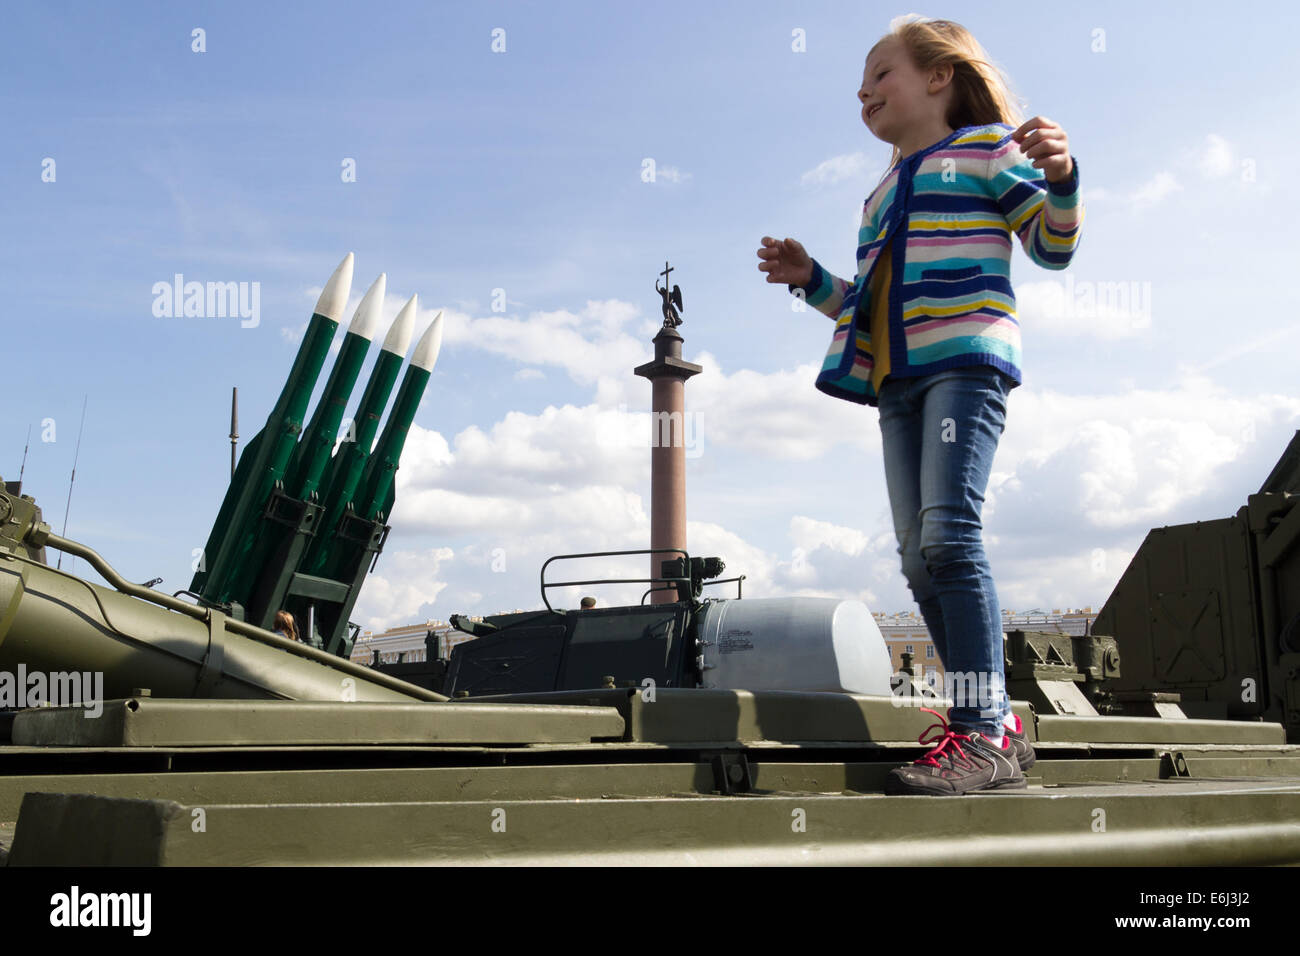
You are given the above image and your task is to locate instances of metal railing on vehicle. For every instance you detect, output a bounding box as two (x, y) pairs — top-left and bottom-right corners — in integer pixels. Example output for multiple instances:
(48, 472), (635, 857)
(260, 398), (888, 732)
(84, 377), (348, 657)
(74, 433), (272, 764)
(539, 548), (690, 613)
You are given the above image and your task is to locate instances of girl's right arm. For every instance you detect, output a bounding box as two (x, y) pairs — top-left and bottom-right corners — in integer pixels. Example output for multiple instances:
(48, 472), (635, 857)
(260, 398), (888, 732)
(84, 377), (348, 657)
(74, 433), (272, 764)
(986, 119), (1084, 271)
(757, 236), (852, 319)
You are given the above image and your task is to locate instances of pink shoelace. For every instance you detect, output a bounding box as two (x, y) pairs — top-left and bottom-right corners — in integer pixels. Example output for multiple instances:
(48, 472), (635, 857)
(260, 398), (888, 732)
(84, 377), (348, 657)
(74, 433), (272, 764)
(911, 706), (977, 769)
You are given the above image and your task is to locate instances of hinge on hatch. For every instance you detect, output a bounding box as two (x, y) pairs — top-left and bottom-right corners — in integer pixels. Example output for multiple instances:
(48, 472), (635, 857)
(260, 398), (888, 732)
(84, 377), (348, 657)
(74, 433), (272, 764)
(1161, 750), (1192, 778)
(709, 752), (753, 794)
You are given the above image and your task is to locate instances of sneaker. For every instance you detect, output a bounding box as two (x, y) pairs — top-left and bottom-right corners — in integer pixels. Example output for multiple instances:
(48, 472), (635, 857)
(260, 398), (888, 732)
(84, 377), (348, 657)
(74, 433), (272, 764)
(919, 706), (1038, 771)
(885, 707), (1026, 796)
(1004, 712), (1037, 771)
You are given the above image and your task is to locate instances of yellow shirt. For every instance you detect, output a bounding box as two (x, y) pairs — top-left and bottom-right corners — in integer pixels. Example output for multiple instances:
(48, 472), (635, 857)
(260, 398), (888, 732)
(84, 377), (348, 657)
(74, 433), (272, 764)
(868, 242), (893, 393)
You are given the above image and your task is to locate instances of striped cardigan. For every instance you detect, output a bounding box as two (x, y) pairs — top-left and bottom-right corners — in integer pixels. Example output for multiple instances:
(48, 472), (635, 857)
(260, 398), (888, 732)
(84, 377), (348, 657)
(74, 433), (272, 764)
(789, 122), (1084, 406)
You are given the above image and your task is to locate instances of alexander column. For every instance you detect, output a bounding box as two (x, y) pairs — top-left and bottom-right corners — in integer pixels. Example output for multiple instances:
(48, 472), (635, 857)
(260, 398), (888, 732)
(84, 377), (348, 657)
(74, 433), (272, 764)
(635, 262), (702, 605)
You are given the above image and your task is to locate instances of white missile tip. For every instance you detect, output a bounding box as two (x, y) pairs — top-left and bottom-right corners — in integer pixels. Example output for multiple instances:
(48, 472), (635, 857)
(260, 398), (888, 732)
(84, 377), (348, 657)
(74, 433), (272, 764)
(347, 273), (387, 340)
(314, 252), (355, 322)
(380, 293), (418, 356)
(411, 311), (443, 372)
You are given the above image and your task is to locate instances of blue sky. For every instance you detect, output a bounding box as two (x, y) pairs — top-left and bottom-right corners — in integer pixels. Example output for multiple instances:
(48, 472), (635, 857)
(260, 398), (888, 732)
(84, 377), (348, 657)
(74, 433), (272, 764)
(4, 1), (1298, 631)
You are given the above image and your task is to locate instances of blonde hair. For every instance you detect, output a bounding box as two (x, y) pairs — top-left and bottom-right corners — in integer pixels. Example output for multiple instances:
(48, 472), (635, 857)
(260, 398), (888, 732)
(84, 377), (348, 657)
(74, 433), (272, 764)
(273, 610), (298, 642)
(872, 14), (1028, 176)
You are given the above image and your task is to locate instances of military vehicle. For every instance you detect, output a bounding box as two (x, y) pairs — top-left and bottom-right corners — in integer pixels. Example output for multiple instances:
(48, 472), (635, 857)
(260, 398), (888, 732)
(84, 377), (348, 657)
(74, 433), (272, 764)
(2, 256), (1299, 866)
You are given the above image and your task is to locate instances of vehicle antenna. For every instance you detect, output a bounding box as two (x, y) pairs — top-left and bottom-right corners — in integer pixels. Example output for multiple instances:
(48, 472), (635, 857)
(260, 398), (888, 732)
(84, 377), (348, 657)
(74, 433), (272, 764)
(18, 424), (31, 485)
(56, 395), (88, 571)
(230, 386), (239, 479)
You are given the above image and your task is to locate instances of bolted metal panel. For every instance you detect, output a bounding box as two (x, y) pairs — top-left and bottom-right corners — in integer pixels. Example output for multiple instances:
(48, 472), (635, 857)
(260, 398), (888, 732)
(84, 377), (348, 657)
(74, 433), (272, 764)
(9, 792), (180, 866)
(444, 625), (569, 696)
(1093, 514), (1269, 724)
(11, 698), (625, 747)
(1037, 714), (1286, 745)
(10, 781), (1300, 866)
(469, 687), (1041, 745)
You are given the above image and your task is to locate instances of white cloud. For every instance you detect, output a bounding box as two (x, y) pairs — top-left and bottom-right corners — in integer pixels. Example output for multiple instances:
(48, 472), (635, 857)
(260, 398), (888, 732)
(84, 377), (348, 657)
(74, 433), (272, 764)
(409, 310), (876, 464)
(354, 546), (455, 631)
(1014, 273), (1153, 339)
(685, 352), (874, 460)
(995, 546), (1134, 614)
(396, 483), (648, 538)
(279, 321), (306, 345)
(994, 372), (1300, 534)
(396, 405), (649, 498)
(371, 485), (654, 619)
(1188, 324), (1300, 373)
(1130, 171), (1182, 206)
(789, 515), (870, 557)
(1116, 133), (1246, 209)
(685, 520), (778, 597)
(431, 299), (648, 386)
(1197, 133), (1234, 178)
(801, 152), (872, 188)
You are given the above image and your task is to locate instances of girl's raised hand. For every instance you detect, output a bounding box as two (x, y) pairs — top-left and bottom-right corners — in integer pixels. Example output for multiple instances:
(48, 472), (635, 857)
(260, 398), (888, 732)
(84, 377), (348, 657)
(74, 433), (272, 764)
(1012, 116), (1074, 184)
(757, 236), (814, 287)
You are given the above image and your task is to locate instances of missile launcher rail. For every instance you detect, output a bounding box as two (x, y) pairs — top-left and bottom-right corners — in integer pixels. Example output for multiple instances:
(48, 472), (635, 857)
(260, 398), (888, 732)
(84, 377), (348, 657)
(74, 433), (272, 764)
(188, 256), (443, 659)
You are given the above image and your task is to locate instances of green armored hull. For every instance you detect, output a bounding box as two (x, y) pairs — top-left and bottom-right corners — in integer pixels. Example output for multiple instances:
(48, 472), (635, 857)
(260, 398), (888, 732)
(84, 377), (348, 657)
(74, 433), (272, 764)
(3, 491), (1299, 866)
(3, 692), (1299, 866)
(2, 258), (1299, 867)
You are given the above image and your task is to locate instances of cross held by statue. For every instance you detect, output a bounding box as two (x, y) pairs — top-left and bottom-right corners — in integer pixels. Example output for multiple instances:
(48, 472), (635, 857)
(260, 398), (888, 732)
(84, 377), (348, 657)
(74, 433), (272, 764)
(656, 260), (684, 329)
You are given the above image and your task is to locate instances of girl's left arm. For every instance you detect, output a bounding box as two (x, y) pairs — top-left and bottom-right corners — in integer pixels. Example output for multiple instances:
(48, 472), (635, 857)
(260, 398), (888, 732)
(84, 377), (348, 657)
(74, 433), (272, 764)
(985, 116), (1084, 271)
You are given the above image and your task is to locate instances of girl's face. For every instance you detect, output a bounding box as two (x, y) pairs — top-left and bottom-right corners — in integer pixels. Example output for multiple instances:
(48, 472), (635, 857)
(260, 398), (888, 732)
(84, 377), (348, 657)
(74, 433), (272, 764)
(858, 38), (942, 144)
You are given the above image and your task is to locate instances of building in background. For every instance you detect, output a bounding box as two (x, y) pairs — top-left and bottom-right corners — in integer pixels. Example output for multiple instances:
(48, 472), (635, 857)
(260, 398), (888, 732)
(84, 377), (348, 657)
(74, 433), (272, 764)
(355, 605), (1100, 682)
(349, 612), (525, 666)
(878, 607), (1099, 688)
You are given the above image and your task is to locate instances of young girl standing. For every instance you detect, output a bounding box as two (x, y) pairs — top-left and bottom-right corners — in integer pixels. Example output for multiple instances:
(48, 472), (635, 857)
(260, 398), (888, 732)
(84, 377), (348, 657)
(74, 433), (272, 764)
(757, 15), (1083, 795)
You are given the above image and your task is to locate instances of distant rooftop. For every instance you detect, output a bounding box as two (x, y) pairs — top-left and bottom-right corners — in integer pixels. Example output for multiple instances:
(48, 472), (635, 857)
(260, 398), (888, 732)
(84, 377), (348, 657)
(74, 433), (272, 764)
(873, 607), (1095, 619)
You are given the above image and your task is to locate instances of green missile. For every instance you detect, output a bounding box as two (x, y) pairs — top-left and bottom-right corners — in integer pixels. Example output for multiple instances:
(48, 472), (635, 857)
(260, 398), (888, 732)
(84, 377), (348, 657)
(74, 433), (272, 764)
(192, 252), (354, 603)
(303, 294), (418, 575)
(222, 272), (387, 605)
(286, 272), (387, 500)
(354, 309), (443, 523)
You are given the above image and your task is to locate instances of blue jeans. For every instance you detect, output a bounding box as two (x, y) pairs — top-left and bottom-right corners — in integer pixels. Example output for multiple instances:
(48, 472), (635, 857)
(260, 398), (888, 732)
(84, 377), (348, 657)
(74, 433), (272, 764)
(877, 364), (1012, 736)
